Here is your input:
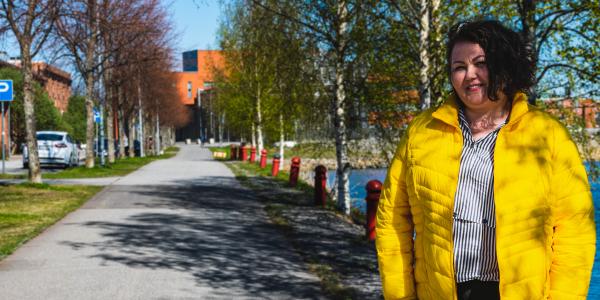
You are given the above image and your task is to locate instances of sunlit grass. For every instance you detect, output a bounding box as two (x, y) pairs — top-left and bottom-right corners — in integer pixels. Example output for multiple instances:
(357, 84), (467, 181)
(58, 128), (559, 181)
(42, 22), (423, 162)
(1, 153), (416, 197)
(0, 173), (25, 180)
(43, 146), (179, 179)
(0, 184), (102, 260)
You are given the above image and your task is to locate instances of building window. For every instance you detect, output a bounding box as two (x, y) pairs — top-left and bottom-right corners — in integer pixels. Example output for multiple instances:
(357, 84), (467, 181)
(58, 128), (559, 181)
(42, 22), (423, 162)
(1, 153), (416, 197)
(182, 51), (198, 72)
(187, 81), (192, 98)
(204, 82), (214, 88)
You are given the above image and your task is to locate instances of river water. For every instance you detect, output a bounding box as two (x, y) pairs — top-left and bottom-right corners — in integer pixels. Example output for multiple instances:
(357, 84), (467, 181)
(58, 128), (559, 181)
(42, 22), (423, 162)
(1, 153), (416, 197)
(327, 168), (600, 299)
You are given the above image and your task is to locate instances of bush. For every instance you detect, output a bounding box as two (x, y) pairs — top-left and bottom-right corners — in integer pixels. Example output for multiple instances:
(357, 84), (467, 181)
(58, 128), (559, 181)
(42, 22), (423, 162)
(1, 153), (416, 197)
(62, 95), (87, 142)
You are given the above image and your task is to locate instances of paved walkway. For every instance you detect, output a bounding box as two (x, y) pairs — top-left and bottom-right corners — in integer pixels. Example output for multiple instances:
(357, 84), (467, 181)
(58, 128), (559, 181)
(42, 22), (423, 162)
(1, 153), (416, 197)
(0, 144), (324, 299)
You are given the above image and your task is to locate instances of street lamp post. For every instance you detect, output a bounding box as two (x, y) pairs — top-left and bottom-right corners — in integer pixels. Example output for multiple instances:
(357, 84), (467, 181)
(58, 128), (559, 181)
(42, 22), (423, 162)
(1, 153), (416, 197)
(197, 88), (203, 143)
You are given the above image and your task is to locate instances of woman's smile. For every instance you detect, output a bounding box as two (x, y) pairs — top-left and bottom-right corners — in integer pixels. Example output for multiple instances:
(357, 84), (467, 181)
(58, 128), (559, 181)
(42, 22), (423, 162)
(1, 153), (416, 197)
(466, 83), (484, 92)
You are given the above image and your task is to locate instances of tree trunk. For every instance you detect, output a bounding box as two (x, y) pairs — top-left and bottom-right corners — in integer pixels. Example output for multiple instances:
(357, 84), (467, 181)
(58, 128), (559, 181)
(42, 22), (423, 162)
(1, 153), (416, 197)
(251, 122), (256, 147)
(128, 113), (135, 158)
(84, 0), (97, 168)
(418, 0), (431, 109)
(104, 70), (115, 163)
(154, 112), (160, 155)
(219, 113), (224, 142)
(106, 103), (115, 163)
(21, 49), (42, 183)
(137, 78), (145, 157)
(84, 71), (95, 168)
(520, 0), (538, 104)
(334, 1), (351, 215)
(429, 0), (443, 105)
(279, 113), (284, 171)
(254, 63), (264, 153)
(117, 109), (126, 159)
(144, 115), (154, 155)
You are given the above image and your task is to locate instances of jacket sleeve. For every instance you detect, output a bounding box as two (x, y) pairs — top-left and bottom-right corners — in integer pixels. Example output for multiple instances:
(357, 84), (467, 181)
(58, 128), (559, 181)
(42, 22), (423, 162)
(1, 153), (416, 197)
(549, 124), (596, 299)
(376, 132), (416, 299)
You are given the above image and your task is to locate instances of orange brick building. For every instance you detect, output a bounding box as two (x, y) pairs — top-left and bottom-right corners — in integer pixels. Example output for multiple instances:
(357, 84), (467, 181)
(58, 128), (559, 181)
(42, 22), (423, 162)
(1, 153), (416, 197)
(173, 50), (225, 141)
(1, 60), (72, 151)
(2, 60), (72, 113)
(543, 98), (599, 129)
(31, 62), (72, 113)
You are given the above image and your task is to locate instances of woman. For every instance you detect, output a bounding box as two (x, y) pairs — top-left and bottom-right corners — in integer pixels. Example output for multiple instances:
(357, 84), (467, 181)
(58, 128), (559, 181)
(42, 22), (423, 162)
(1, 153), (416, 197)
(376, 20), (595, 300)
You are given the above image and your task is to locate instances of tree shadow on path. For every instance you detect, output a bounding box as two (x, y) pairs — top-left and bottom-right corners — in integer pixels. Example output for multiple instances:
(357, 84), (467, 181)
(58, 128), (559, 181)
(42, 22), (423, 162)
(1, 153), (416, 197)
(61, 177), (325, 299)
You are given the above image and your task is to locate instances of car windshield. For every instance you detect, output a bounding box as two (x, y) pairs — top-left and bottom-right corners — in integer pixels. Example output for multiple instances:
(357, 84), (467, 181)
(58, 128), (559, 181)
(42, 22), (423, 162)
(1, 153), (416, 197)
(37, 133), (63, 141)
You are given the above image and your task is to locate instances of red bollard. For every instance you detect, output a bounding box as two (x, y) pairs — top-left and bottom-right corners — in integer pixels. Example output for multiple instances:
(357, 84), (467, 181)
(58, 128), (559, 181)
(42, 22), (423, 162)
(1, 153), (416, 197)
(250, 147), (256, 163)
(241, 145), (249, 161)
(259, 149), (267, 168)
(230, 144), (237, 160)
(314, 165), (327, 207)
(289, 157), (301, 187)
(365, 180), (382, 241)
(271, 154), (281, 177)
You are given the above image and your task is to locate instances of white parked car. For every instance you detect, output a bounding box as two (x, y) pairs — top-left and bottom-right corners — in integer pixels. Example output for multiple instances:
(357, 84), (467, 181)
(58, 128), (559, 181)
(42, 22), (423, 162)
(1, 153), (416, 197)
(23, 131), (79, 169)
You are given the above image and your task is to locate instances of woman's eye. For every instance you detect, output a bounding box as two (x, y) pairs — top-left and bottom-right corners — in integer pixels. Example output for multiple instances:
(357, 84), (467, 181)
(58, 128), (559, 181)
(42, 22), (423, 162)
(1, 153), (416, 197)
(452, 66), (465, 72)
(476, 61), (487, 66)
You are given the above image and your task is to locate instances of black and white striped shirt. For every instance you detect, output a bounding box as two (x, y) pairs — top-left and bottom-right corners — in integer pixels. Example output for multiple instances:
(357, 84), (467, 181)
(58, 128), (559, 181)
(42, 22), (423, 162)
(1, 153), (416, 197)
(453, 108), (506, 283)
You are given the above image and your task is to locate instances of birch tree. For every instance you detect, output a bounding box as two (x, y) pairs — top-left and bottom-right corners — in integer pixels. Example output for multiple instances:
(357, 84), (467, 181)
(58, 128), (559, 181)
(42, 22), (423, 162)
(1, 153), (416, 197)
(218, 0), (279, 152)
(251, 0), (375, 215)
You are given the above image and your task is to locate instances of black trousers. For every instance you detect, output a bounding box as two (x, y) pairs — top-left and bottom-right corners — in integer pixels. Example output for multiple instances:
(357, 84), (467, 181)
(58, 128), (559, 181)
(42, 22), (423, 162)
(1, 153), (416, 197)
(456, 280), (500, 300)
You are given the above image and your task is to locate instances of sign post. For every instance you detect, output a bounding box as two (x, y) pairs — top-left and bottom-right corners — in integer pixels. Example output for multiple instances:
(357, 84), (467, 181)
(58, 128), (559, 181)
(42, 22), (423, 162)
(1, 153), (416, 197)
(94, 107), (103, 163)
(0, 80), (14, 174)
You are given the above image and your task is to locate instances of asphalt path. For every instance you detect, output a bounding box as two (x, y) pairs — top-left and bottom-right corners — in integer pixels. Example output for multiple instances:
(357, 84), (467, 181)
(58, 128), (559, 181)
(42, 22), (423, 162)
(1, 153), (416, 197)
(0, 144), (324, 299)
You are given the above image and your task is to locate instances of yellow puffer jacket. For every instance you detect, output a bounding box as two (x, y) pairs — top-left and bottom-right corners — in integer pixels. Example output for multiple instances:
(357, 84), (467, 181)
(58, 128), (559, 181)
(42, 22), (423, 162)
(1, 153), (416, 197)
(376, 92), (596, 299)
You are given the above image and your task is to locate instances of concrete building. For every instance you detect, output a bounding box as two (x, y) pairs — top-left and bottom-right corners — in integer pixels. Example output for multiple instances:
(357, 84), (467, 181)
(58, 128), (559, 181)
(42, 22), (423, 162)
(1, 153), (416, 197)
(173, 50), (224, 142)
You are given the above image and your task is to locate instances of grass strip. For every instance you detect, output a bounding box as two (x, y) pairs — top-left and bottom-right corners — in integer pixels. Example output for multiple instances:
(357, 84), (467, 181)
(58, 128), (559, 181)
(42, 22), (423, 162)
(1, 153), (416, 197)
(43, 146), (179, 179)
(0, 173), (25, 180)
(0, 183), (102, 260)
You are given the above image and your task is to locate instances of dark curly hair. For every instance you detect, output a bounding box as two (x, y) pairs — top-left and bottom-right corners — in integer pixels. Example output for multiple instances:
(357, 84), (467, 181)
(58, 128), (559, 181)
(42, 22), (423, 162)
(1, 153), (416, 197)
(446, 20), (536, 101)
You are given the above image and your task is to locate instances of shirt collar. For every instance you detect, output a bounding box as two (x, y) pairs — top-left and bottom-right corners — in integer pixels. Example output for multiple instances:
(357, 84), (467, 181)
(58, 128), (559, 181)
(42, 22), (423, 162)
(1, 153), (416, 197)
(432, 92), (530, 130)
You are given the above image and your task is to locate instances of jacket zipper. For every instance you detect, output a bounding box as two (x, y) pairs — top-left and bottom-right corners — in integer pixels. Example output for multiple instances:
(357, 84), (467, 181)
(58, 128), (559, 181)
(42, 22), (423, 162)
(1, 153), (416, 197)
(450, 126), (462, 300)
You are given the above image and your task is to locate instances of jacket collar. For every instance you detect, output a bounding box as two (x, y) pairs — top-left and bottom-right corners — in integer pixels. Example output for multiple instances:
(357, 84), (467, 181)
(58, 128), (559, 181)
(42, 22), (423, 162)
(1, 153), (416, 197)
(431, 92), (530, 130)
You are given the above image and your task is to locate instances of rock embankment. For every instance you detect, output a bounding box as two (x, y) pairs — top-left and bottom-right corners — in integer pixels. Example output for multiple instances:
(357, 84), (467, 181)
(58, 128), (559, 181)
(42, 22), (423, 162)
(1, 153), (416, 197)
(294, 155), (389, 188)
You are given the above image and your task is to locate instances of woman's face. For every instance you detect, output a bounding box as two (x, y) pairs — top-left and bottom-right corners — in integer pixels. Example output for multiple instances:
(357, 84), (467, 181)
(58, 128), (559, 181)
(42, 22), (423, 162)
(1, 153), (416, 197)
(450, 42), (492, 110)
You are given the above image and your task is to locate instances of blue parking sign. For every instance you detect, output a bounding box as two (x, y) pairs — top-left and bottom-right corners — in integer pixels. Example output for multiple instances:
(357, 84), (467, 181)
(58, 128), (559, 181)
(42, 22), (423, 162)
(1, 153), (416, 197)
(94, 108), (101, 123)
(0, 80), (13, 101)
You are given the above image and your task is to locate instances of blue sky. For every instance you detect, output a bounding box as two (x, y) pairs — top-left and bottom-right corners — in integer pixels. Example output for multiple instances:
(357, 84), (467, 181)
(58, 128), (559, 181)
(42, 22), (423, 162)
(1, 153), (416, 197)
(170, 0), (221, 53)
(0, 0), (222, 71)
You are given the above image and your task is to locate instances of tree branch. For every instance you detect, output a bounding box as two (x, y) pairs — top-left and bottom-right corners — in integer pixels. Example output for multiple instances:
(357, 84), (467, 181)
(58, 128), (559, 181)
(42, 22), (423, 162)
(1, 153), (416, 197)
(537, 63), (599, 83)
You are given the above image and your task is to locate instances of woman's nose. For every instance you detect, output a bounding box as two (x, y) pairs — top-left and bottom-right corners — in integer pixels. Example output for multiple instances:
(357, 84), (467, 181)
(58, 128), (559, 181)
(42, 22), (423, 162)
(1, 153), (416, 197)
(466, 64), (478, 79)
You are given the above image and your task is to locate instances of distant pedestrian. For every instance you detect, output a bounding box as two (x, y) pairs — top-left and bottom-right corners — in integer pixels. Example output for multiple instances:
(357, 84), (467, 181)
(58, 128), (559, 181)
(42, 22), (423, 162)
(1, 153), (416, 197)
(376, 20), (595, 300)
